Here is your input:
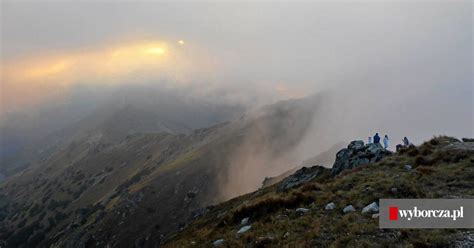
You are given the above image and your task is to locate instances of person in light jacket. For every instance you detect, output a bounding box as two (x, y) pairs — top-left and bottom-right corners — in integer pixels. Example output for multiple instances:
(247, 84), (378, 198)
(383, 135), (389, 149)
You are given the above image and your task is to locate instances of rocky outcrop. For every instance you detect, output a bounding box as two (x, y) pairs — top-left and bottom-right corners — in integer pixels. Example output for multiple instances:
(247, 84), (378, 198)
(331, 141), (391, 176)
(278, 166), (330, 192)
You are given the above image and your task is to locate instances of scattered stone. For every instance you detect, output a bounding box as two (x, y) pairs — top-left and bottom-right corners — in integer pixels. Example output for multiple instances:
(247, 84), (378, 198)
(276, 214), (288, 219)
(391, 187), (398, 194)
(372, 213), (380, 219)
(295, 208), (310, 214)
(362, 202), (379, 214)
(255, 236), (275, 247)
(237, 225), (252, 234)
(241, 217), (249, 226)
(343, 205), (356, 213)
(404, 164), (412, 171)
(213, 239), (224, 247)
(325, 202), (336, 210)
(278, 166), (330, 191)
(363, 187), (374, 192)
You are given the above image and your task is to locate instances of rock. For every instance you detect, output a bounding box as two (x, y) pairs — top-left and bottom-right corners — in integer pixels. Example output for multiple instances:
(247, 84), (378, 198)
(361, 202), (379, 214)
(276, 214), (288, 219)
(241, 217), (249, 226)
(325, 202), (336, 210)
(343, 205), (356, 213)
(278, 166), (329, 191)
(372, 213), (380, 219)
(213, 239), (225, 247)
(237, 225), (252, 234)
(363, 186), (374, 192)
(348, 140), (365, 151)
(391, 187), (398, 194)
(332, 141), (391, 176)
(216, 211), (227, 219)
(404, 164), (412, 171)
(255, 236), (275, 247)
(462, 138), (474, 143)
(283, 232), (290, 239)
(295, 208), (310, 214)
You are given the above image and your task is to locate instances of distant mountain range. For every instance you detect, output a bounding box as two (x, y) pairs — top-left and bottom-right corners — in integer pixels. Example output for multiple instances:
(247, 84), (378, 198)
(0, 92), (332, 247)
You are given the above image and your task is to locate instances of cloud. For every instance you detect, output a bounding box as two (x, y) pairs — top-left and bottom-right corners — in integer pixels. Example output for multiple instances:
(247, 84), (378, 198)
(1, 1), (471, 138)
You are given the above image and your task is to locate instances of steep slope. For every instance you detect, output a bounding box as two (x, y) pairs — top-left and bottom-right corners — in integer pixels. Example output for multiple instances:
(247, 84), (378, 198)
(166, 136), (474, 247)
(0, 94), (322, 248)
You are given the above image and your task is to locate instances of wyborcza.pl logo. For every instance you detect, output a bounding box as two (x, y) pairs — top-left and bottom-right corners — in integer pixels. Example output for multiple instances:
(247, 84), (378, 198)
(389, 206), (463, 221)
(380, 199), (474, 228)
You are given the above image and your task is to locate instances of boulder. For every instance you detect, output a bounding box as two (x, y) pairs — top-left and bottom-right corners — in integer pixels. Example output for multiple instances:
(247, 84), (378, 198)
(343, 205), (356, 213)
(404, 164), (412, 171)
(361, 202), (379, 214)
(331, 141), (391, 176)
(241, 217), (249, 226)
(237, 225), (252, 234)
(278, 166), (329, 191)
(295, 208), (310, 214)
(391, 187), (398, 194)
(348, 140), (365, 151)
(213, 239), (225, 247)
(325, 202), (336, 210)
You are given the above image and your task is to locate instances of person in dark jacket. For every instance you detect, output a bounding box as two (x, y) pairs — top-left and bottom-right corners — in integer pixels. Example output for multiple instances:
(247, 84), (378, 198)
(403, 137), (410, 146)
(373, 133), (381, 144)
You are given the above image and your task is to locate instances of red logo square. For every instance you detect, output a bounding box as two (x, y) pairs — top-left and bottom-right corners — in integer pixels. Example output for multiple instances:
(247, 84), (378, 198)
(389, 206), (398, 221)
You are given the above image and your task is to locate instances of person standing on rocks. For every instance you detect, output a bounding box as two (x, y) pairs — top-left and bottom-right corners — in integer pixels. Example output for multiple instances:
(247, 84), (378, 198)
(373, 133), (381, 144)
(383, 135), (389, 149)
(403, 137), (410, 147)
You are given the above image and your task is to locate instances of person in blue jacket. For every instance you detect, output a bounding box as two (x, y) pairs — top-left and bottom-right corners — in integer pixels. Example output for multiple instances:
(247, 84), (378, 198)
(373, 133), (381, 144)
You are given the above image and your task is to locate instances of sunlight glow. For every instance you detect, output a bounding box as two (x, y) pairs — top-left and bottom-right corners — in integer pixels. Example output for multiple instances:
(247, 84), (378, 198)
(145, 47), (166, 55)
(1, 39), (212, 113)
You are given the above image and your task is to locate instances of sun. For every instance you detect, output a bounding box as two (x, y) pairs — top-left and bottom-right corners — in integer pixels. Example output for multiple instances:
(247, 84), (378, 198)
(145, 47), (166, 55)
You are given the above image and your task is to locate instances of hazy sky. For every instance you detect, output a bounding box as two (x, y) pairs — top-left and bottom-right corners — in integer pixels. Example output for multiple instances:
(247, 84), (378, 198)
(1, 1), (472, 142)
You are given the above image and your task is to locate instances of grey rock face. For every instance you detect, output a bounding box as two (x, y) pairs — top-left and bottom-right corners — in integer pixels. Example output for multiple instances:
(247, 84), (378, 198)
(213, 239), (225, 247)
(241, 217), (249, 226)
(295, 208), (310, 214)
(325, 202), (336, 210)
(343, 205), (356, 213)
(331, 141), (391, 176)
(361, 202), (379, 214)
(237, 225), (252, 234)
(278, 166), (329, 191)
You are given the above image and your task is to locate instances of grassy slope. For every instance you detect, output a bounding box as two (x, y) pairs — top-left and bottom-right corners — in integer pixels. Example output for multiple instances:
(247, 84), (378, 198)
(166, 136), (474, 247)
